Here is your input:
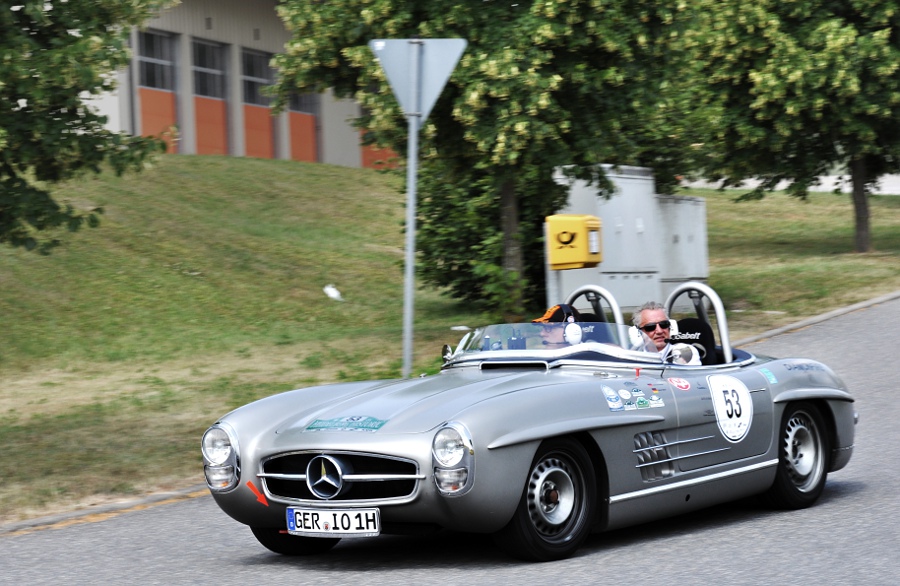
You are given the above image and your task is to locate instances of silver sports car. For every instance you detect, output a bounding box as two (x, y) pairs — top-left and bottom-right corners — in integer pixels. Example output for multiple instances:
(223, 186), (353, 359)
(202, 282), (856, 561)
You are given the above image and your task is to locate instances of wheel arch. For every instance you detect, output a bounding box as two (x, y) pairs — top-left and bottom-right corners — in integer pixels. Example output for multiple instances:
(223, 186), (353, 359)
(817, 399), (838, 466)
(570, 430), (610, 532)
(764, 399), (833, 509)
(495, 430), (611, 532)
(491, 432), (606, 561)
(783, 399), (836, 469)
(774, 392), (853, 471)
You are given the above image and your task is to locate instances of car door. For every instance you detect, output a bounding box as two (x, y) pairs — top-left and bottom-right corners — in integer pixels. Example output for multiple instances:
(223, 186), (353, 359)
(668, 369), (774, 472)
(594, 375), (682, 493)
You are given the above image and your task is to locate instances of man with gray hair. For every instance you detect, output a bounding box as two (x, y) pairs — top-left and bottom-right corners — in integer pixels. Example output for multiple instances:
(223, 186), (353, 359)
(632, 301), (700, 365)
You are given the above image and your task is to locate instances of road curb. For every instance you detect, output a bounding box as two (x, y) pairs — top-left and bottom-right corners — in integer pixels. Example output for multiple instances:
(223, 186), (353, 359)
(735, 289), (900, 346)
(0, 484), (209, 536)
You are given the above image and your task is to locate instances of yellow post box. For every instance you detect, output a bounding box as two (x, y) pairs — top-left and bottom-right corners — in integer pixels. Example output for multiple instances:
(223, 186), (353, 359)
(545, 214), (602, 270)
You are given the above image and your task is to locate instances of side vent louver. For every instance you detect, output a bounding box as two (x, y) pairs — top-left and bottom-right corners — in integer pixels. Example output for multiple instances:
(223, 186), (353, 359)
(634, 431), (676, 481)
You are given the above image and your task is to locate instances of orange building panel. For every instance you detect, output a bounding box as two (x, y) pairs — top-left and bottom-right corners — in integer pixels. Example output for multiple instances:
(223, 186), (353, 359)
(243, 104), (274, 159)
(361, 141), (398, 170)
(195, 96), (229, 155)
(289, 112), (317, 162)
(139, 87), (178, 153)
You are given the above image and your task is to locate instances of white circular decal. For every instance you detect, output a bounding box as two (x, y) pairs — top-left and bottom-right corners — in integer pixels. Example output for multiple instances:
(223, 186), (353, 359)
(708, 375), (753, 442)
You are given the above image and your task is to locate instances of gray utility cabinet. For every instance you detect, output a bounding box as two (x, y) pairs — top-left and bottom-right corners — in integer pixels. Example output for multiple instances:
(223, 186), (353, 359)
(549, 165), (708, 313)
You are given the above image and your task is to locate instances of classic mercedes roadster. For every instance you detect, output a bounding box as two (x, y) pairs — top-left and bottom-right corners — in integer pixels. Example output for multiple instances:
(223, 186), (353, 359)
(202, 282), (856, 561)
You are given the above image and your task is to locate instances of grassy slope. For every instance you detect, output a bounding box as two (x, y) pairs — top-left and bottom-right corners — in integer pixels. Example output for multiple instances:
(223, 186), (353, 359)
(0, 156), (898, 524)
(0, 156), (463, 368)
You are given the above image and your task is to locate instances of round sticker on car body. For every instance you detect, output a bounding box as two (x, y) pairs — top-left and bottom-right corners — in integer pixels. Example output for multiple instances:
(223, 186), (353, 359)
(707, 375), (753, 442)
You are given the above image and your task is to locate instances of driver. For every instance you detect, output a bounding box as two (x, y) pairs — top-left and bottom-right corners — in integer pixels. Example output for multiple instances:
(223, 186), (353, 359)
(532, 304), (583, 348)
(633, 301), (701, 365)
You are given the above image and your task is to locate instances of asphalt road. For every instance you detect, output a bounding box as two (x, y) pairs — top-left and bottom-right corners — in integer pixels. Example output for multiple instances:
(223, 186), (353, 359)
(2, 294), (899, 585)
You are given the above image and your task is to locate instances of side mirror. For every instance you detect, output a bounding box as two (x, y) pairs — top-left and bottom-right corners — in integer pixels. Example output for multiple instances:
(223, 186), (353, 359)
(441, 344), (454, 363)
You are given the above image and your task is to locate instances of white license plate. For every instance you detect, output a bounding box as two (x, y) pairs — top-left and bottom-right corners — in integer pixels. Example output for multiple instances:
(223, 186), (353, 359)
(286, 507), (381, 538)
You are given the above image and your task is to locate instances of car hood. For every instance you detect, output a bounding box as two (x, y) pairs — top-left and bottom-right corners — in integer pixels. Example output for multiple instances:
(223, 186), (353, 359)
(270, 367), (565, 438)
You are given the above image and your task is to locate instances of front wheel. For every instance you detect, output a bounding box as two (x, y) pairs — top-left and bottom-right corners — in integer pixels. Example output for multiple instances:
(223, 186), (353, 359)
(493, 438), (597, 562)
(764, 402), (830, 509)
(250, 527), (340, 556)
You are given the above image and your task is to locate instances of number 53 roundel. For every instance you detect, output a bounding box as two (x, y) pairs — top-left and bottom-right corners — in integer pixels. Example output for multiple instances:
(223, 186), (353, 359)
(709, 375), (753, 442)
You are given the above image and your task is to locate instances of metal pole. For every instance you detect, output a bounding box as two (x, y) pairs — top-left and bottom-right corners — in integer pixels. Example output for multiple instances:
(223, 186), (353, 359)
(401, 40), (422, 378)
(544, 222), (553, 309)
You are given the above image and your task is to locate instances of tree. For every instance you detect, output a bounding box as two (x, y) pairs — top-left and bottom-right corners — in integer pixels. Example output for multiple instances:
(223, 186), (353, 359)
(274, 0), (695, 314)
(685, 0), (900, 252)
(0, 0), (172, 253)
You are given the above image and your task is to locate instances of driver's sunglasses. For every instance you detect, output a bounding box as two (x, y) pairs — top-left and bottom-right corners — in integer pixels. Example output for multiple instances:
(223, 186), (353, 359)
(640, 320), (671, 333)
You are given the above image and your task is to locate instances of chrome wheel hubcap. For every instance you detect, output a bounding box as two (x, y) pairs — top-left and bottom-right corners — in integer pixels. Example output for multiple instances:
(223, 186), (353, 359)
(526, 456), (577, 536)
(784, 412), (823, 492)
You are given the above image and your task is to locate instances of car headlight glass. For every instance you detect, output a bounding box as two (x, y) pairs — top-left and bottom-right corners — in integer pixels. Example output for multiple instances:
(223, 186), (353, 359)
(432, 422), (474, 496)
(202, 426), (233, 466)
(432, 424), (470, 467)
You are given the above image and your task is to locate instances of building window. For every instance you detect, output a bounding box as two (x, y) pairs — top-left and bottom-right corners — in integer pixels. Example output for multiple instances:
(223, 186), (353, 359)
(242, 49), (273, 106)
(193, 40), (227, 99)
(289, 93), (321, 116)
(138, 30), (176, 91)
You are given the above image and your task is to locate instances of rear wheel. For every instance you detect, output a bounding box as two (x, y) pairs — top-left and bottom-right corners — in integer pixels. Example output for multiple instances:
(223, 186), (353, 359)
(764, 402), (830, 509)
(250, 527), (340, 556)
(493, 438), (596, 562)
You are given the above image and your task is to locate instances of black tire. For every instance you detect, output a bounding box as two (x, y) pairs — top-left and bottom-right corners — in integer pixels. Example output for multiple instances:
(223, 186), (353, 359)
(493, 438), (597, 562)
(250, 527), (340, 556)
(764, 402), (830, 509)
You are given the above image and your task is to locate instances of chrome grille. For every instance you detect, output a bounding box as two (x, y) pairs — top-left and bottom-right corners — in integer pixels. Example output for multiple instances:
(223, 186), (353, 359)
(259, 451), (421, 503)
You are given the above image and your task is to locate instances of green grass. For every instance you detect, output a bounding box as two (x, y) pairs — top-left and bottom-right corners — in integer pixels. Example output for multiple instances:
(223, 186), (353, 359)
(0, 156), (898, 525)
(0, 156), (481, 369)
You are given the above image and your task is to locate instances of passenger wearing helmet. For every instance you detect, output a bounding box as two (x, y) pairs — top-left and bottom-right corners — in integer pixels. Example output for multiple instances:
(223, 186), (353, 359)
(532, 304), (584, 348)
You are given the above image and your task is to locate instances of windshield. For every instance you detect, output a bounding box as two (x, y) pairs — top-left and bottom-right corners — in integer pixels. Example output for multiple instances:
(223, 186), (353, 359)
(450, 322), (663, 363)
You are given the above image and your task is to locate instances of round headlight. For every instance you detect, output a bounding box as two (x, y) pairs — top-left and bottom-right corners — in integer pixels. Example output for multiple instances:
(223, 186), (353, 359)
(433, 426), (467, 467)
(202, 426), (233, 466)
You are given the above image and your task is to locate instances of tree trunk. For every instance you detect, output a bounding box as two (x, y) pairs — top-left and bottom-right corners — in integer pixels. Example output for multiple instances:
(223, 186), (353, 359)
(499, 179), (523, 313)
(849, 158), (872, 253)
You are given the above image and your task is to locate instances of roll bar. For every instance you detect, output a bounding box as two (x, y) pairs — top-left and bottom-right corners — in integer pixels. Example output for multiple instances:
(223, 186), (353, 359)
(565, 284), (626, 325)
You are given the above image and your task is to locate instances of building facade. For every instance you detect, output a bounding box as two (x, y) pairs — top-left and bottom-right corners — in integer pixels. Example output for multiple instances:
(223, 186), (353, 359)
(100, 0), (389, 168)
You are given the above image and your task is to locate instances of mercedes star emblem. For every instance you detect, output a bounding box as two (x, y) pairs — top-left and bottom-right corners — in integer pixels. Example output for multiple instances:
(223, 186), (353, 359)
(307, 455), (344, 499)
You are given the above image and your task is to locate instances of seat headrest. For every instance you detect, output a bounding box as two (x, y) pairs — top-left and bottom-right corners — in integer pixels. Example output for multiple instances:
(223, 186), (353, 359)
(669, 317), (717, 365)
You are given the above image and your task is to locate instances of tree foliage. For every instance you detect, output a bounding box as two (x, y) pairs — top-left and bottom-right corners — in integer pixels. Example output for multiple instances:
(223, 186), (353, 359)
(274, 0), (697, 314)
(0, 0), (172, 253)
(685, 0), (900, 252)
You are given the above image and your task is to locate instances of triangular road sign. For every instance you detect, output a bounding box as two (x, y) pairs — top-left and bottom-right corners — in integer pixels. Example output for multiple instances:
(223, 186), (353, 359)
(369, 38), (467, 122)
